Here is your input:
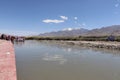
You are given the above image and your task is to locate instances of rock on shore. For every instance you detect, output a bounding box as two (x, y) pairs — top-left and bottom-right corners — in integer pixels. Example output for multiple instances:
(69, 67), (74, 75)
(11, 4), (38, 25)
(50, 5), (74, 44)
(60, 41), (120, 50)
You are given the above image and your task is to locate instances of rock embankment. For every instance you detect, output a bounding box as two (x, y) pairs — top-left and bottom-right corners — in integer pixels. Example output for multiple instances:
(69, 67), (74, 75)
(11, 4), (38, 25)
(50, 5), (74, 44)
(60, 41), (120, 50)
(0, 40), (17, 80)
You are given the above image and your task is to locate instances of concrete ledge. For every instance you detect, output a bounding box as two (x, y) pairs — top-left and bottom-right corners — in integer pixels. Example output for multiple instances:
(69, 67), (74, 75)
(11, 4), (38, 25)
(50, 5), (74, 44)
(0, 40), (17, 80)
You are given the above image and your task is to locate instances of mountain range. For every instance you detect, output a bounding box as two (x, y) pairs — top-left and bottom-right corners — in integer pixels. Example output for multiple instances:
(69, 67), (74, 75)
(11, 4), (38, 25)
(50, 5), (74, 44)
(39, 25), (120, 37)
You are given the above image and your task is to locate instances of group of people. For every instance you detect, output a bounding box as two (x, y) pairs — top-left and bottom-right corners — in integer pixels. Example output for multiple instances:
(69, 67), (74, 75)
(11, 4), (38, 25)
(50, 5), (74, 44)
(0, 34), (15, 42)
(107, 35), (115, 41)
(0, 34), (25, 43)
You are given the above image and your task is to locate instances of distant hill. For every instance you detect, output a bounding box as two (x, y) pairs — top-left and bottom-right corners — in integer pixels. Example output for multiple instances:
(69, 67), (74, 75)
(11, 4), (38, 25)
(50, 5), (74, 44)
(39, 25), (120, 37)
(39, 28), (89, 37)
(85, 25), (120, 36)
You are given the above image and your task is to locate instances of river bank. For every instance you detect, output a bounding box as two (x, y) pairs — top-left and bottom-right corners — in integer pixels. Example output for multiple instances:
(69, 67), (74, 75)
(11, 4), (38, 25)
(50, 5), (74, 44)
(38, 40), (120, 50)
(0, 40), (17, 80)
(57, 41), (120, 50)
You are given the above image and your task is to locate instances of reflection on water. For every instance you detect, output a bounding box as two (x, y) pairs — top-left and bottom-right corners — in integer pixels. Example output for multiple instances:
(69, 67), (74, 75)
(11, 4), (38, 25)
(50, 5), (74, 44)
(14, 41), (25, 46)
(15, 40), (120, 80)
(42, 54), (67, 65)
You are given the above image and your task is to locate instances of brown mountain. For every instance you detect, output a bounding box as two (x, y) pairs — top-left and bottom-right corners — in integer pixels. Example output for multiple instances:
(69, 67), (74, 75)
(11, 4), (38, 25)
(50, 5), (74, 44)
(85, 25), (120, 36)
(39, 25), (120, 37)
(39, 28), (89, 37)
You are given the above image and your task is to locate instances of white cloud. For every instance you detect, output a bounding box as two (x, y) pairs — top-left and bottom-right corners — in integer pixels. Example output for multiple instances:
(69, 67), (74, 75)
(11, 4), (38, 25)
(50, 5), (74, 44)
(42, 16), (68, 24)
(62, 27), (81, 31)
(115, 3), (119, 7)
(74, 17), (78, 20)
(63, 28), (73, 31)
(43, 19), (64, 23)
(60, 16), (68, 20)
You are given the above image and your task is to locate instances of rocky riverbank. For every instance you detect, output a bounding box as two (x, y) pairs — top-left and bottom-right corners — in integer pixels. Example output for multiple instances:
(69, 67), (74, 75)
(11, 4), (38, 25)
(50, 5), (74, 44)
(59, 41), (120, 50)
(35, 40), (120, 50)
(0, 40), (17, 80)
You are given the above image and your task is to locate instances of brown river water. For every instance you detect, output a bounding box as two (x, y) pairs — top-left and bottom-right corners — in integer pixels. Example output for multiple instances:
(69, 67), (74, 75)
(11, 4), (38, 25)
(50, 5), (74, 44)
(14, 40), (120, 80)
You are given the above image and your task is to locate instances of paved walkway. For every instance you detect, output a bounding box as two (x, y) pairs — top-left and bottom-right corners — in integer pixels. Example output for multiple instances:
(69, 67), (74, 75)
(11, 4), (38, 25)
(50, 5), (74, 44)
(0, 40), (17, 80)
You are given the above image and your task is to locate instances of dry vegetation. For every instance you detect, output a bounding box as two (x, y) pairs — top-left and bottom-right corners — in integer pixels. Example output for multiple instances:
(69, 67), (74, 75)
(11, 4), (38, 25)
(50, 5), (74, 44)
(25, 36), (120, 42)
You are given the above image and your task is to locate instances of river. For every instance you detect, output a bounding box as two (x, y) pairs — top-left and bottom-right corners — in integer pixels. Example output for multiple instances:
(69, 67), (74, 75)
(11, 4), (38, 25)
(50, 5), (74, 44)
(15, 40), (120, 80)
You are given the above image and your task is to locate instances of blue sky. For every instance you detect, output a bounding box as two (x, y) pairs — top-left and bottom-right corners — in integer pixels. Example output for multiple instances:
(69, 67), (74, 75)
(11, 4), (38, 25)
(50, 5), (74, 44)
(0, 0), (120, 35)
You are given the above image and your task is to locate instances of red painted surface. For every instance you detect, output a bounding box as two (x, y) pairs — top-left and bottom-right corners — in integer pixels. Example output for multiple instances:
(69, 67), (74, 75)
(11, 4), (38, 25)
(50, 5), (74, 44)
(0, 40), (17, 80)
